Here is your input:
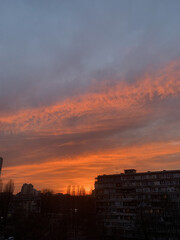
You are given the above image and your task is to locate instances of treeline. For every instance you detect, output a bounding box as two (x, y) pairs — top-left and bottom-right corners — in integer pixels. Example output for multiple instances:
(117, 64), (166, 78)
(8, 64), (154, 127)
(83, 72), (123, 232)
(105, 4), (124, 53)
(0, 182), (99, 240)
(0, 179), (15, 239)
(16, 193), (97, 240)
(66, 185), (92, 196)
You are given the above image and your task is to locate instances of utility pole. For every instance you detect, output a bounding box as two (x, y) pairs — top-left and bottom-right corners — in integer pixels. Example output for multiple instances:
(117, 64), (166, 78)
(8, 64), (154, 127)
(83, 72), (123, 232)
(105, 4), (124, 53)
(0, 157), (3, 176)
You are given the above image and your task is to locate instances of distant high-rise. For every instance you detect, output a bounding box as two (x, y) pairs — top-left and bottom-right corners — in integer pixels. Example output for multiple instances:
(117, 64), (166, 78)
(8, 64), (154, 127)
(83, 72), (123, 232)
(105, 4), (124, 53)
(20, 183), (40, 196)
(0, 157), (3, 176)
(21, 183), (34, 195)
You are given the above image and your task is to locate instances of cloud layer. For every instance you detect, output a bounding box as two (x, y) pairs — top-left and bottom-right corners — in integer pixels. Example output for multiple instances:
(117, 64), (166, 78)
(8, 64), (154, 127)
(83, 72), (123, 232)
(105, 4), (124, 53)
(1, 60), (180, 192)
(1, 1), (180, 193)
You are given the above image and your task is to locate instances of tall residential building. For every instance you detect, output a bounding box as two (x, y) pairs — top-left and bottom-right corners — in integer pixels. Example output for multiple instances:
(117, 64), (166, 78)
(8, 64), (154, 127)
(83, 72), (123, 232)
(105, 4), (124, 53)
(0, 157), (3, 176)
(14, 183), (41, 213)
(95, 169), (180, 240)
(20, 183), (40, 196)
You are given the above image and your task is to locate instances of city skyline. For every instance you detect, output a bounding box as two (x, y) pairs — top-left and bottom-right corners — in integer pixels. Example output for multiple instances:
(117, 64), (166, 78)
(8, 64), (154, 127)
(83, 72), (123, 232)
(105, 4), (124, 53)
(1, 0), (180, 193)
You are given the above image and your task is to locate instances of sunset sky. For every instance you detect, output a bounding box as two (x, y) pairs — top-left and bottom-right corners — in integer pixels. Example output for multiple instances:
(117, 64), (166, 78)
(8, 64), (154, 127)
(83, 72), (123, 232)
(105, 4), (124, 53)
(0, 0), (180, 193)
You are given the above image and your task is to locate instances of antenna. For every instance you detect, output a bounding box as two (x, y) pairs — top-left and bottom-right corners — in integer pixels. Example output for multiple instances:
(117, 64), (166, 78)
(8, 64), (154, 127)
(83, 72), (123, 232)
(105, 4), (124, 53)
(0, 157), (3, 176)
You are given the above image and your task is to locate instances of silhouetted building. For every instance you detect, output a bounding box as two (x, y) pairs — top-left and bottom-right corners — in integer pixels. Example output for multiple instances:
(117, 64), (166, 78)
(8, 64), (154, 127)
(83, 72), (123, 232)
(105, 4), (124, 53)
(21, 183), (40, 196)
(14, 183), (41, 213)
(0, 157), (3, 176)
(21, 183), (33, 195)
(95, 169), (180, 240)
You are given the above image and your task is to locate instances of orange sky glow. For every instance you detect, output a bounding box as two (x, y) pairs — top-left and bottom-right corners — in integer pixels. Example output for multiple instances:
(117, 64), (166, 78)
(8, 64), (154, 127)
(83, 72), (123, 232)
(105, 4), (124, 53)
(1, 61), (180, 193)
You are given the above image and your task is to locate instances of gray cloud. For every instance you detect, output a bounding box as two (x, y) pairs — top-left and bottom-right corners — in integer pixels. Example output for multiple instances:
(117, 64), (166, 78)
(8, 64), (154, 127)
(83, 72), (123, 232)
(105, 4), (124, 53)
(1, 0), (180, 113)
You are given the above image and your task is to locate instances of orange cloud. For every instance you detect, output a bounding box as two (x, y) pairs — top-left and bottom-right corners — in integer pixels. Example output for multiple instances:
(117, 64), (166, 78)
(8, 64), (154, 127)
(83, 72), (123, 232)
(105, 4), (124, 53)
(0, 60), (180, 135)
(1, 60), (180, 193)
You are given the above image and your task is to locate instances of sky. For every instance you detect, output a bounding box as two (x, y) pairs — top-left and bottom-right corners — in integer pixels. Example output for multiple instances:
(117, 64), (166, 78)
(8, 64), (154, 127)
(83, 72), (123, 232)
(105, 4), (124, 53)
(0, 0), (180, 193)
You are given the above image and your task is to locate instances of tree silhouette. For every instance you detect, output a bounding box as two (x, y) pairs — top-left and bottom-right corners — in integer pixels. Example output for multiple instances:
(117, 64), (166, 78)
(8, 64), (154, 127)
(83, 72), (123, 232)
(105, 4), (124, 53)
(0, 179), (14, 237)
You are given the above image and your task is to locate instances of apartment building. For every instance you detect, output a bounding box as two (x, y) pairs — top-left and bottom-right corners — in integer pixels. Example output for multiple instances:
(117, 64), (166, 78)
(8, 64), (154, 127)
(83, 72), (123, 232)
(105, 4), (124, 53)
(95, 169), (180, 240)
(14, 183), (41, 213)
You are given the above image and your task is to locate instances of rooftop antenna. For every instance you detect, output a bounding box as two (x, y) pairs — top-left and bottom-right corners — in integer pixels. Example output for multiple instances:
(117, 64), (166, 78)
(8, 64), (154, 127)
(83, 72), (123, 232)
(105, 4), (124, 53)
(0, 157), (3, 176)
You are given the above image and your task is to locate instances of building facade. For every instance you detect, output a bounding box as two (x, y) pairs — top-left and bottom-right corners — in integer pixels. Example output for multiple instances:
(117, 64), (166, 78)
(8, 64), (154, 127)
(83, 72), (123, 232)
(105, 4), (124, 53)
(95, 169), (180, 240)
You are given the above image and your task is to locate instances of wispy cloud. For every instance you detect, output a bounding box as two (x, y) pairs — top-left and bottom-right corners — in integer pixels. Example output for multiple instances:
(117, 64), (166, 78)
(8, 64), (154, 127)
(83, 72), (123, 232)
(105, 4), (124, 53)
(1, 61), (180, 192)
(1, 61), (180, 134)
